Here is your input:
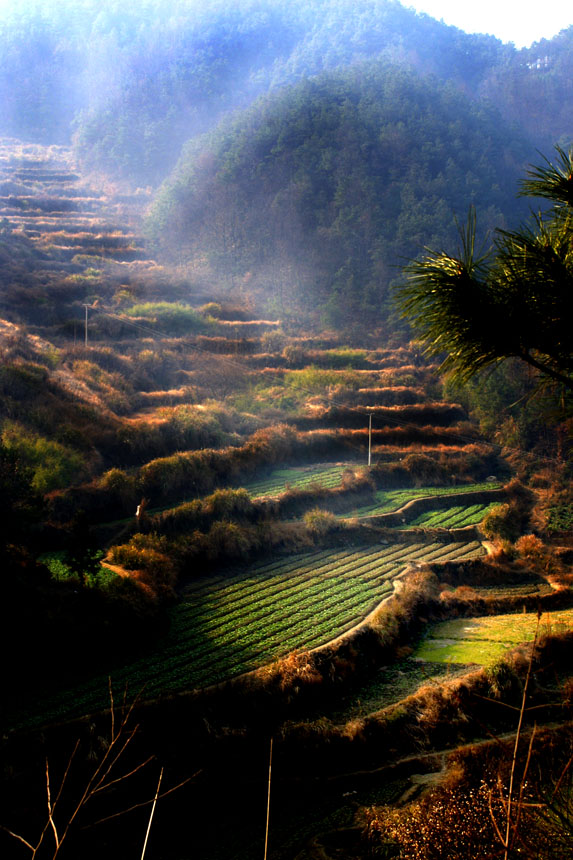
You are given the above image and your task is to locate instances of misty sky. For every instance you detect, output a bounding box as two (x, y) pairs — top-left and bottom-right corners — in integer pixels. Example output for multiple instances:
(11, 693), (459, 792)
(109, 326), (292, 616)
(407, 0), (571, 47)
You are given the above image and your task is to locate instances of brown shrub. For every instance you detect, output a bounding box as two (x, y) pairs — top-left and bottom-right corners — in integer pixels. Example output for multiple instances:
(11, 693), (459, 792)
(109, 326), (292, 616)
(364, 779), (500, 860)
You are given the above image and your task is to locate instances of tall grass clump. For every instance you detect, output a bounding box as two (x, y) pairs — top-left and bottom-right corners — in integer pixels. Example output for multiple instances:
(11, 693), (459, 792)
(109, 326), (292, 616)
(286, 366), (363, 392)
(125, 302), (214, 334)
(303, 508), (339, 536)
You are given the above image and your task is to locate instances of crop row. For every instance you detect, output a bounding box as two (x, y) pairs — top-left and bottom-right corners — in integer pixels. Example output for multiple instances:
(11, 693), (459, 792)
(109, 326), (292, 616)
(180, 542), (417, 601)
(344, 482), (501, 518)
(181, 545), (414, 612)
(241, 463), (357, 497)
(406, 503), (497, 529)
(20, 539), (484, 728)
(179, 541), (448, 609)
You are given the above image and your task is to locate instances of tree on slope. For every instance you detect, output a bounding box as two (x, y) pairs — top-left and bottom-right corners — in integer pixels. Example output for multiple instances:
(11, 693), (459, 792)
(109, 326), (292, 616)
(397, 146), (573, 392)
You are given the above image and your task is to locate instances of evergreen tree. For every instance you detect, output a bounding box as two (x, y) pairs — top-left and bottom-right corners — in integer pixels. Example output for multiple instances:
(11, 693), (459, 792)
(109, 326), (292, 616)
(397, 146), (573, 392)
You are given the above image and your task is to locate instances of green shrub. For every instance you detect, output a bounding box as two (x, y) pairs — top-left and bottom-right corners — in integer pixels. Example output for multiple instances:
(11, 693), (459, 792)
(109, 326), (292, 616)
(402, 452), (443, 485)
(261, 328), (287, 352)
(205, 520), (251, 560)
(198, 301), (222, 319)
(2, 422), (86, 493)
(303, 508), (339, 536)
(0, 363), (49, 399)
(163, 405), (227, 448)
(204, 487), (253, 520)
(485, 658), (521, 700)
(39, 550), (116, 589)
(156, 489), (255, 535)
(125, 301), (211, 333)
(481, 503), (521, 542)
(98, 468), (139, 505)
(546, 503), (573, 533)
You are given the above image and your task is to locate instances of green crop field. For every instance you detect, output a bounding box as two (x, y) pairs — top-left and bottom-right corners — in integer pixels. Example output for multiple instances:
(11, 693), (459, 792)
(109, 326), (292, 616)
(18, 539), (484, 728)
(341, 482), (501, 518)
(414, 609), (573, 666)
(241, 462), (360, 497)
(403, 502), (498, 529)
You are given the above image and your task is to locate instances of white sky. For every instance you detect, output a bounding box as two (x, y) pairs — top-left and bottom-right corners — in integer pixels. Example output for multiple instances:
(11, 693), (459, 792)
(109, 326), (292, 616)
(406, 0), (572, 48)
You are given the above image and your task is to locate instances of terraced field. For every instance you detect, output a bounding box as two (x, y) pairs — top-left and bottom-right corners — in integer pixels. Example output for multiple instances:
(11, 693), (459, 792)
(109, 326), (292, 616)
(414, 609), (573, 666)
(404, 502), (499, 528)
(341, 482), (501, 518)
(19, 540), (484, 728)
(2, 141), (511, 736)
(241, 462), (361, 497)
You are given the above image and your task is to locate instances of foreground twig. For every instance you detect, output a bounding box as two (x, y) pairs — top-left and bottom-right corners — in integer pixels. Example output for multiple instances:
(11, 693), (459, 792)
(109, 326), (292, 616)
(1, 684), (194, 859)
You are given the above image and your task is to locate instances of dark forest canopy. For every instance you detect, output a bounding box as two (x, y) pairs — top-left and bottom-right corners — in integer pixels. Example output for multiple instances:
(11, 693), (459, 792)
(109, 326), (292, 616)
(147, 64), (531, 324)
(0, 0), (572, 183)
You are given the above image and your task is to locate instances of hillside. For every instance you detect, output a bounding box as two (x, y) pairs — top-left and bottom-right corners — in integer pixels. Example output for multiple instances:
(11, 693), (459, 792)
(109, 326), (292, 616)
(1, 0), (572, 187)
(1, 4), (573, 857)
(1, 140), (572, 860)
(148, 64), (531, 324)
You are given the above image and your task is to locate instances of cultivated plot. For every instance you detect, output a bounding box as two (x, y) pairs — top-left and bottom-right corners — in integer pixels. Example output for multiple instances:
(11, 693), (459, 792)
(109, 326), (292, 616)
(414, 609), (573, 666)
(19, 540), (485, 727)
(341, 482), (501, 518)
(403, 502), (499, 529)
(241, 462), (360, 497)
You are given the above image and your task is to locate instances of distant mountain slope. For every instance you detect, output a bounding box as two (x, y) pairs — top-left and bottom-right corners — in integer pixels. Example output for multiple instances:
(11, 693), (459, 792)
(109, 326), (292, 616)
(1, 0), (571, 185)
(147, 64), (530, 325)
(70, 0), (519, 184)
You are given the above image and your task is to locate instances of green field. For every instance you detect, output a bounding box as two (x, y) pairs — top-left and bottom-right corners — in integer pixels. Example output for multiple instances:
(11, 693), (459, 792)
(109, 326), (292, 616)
(414, 610), (573, 666)
(241, 463), (359, 497)
(19, 540), (484, 728)
(403, 502), (498, 529)
(341, 482), (501, 518)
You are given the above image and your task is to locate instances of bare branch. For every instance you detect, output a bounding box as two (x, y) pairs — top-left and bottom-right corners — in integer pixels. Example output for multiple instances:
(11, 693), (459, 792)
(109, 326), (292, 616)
(92, 756), (155, 795)
(0, 825), (36, 853)
(86, 774), (199, 828)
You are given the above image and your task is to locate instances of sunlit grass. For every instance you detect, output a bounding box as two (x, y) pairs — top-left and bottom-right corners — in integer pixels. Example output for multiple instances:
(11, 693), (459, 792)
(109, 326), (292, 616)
(414, 610), (573, 666)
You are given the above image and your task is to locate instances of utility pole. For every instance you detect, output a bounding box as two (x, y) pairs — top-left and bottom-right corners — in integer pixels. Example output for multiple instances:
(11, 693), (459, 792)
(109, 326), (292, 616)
(83, 303), (90, 348)
(368, 412), (372, 467)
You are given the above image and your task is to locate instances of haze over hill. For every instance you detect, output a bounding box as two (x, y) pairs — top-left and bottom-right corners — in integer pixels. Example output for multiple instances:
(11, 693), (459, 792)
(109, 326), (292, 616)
(1, 0), (572, 181)
(2, 0), (571, 323)
(148, 64), (531, 324)
(2, 3), (573, 860)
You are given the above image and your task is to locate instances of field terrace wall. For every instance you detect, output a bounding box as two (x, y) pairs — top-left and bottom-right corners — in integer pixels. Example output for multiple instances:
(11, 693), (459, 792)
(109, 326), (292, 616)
(292, 402), (467, 430)
(51, 566), (573, 767)
(47, 428), (502, 527)
(359, 487), (506, 528)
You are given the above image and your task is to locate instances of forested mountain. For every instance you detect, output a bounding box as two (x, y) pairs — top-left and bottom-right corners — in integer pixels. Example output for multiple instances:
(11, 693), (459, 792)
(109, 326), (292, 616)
(148, 65), (531, 324)
(1, 0), (572, 185)
(1, 0), (571, 321)
(3, 6), (573, 858)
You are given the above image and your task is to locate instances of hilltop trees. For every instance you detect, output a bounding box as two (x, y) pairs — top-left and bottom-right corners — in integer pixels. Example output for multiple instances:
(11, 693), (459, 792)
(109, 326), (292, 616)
(397, 146), (573, 393)
(148, 64), (528, 323)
